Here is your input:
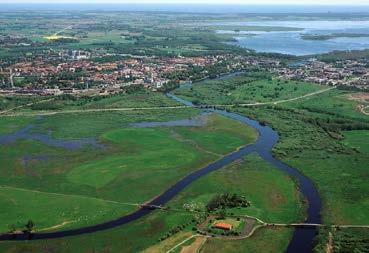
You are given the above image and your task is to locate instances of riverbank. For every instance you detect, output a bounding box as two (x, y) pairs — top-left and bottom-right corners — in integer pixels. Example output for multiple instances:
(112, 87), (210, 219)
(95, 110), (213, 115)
(174, 71), (369, 248)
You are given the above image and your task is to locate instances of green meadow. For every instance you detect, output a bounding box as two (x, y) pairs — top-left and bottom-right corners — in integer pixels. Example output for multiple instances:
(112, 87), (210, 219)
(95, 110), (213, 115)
(169, 154), (303, 224)
(342, 130), (369, 153)
(174, 73), (324, 105)
(0, 90), (181, 114)
(0, 153), (301, 253)
(173, 75), (369, 249)
(0, 109), (257, 232)
(0, 117), (35, 135)
(238, 104), (369, 226)
(201, 228), (294, 253)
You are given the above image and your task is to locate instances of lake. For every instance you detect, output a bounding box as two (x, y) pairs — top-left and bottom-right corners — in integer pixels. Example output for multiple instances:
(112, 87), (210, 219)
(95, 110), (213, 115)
(217, 21), (369, 55)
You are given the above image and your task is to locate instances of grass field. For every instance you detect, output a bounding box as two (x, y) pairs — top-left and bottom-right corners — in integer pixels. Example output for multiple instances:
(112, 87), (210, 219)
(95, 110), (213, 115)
(171, 75), (369, 249)
(173, 114), (257, 155)
(283, 88), (369, 123)
(30, 108), (199, 139)
(0, 209), (195, 253)
(67, 127), (211, 189)
(0, 91), (181, 114)
(234, 106), (369, 226)
(169, 154), (303, 224)
(174, 74), (324, 105)
(0, 186), (135, 232)
(201, 227), (294, 253)
(0, 116), (35, 134)
(0, 152), (301, 253)
(0, 110), (257, 232)
(342, 130), (369, 153)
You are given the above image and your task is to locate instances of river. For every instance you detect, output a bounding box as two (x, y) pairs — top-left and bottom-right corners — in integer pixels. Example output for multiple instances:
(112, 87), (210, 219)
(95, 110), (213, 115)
(0, 77), (322, 253)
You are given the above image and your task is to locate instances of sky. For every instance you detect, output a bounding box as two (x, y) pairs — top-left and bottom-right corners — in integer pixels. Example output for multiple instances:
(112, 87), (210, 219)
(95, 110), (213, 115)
(1, 0), (369, 5)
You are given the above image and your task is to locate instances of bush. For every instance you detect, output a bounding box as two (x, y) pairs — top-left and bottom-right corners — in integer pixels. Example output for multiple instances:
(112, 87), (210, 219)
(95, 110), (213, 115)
(206, 193), (251, 212)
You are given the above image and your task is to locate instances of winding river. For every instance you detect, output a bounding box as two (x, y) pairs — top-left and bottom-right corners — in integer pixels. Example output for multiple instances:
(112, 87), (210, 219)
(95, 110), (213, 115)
(0, 78), (322, 253)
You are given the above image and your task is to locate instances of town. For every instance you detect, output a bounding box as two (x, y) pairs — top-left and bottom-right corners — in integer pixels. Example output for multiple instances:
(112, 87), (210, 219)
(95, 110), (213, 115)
(1, 45), (368, 97)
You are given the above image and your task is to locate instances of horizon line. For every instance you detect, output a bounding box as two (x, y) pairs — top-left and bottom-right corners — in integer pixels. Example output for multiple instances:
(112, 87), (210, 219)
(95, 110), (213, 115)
(2, 3), (369, 6)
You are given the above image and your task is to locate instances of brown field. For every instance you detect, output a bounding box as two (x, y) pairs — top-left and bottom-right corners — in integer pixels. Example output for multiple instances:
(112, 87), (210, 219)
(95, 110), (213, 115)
(347, 92), (369, 103)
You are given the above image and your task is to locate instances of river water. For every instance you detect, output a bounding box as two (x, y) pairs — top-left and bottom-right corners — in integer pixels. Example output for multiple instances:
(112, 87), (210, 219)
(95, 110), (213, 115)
(0, 124), (103, 150)
(0, 79), (322, 253)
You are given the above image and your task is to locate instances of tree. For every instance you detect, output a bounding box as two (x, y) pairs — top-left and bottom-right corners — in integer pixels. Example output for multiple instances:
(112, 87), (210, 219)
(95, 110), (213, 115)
(25, 219), (34, 233)
(219, 207), (226, 219)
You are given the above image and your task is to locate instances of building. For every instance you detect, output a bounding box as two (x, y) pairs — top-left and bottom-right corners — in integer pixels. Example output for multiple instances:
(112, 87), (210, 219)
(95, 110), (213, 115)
(213, 222), (233, 231)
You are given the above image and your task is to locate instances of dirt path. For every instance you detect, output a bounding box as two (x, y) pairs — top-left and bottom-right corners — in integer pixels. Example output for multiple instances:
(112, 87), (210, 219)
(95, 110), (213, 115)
(326, 232), (333, 253)
(180, 236), (208, 253)
(360, 105), (369, 115)
(38, 221), (75, 232)
(167, 235), (209, 253)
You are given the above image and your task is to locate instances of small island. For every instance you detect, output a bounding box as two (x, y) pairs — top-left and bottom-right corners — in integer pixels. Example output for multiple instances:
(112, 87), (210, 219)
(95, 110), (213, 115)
(301, 33), (369, 41)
